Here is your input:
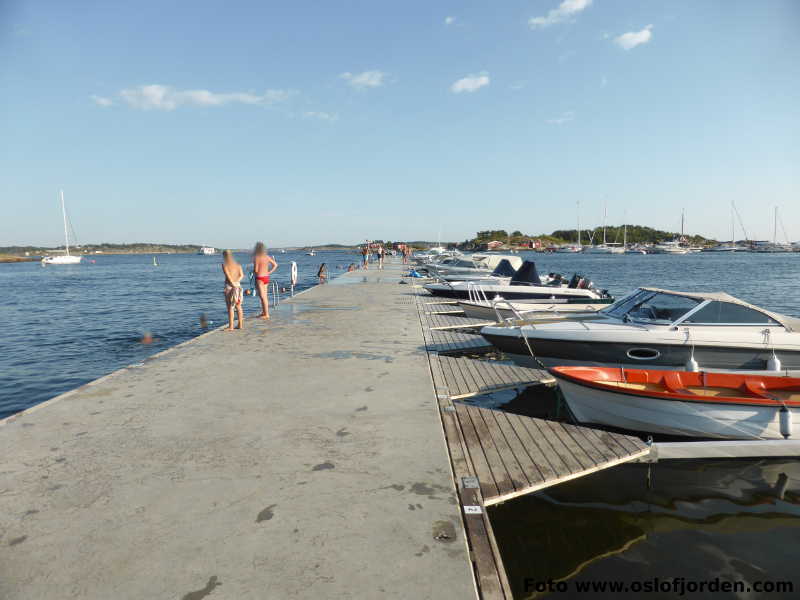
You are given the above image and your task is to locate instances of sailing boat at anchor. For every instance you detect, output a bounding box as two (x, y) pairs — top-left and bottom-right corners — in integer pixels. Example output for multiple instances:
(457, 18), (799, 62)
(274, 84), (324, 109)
(42, 190), (82, 265)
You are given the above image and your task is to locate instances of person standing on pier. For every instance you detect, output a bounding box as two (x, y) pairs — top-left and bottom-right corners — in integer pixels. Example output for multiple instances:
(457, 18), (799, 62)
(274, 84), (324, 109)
(361, 245), (369, 269)
(222, 250), (245, 331)
(377, 245), (385, 270)
(253, 242), (278, 320)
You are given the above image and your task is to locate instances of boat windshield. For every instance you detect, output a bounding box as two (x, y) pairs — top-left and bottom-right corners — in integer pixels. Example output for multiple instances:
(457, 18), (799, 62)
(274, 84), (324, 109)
(626, 292), (701, 324)
(604, 290), (701, 324)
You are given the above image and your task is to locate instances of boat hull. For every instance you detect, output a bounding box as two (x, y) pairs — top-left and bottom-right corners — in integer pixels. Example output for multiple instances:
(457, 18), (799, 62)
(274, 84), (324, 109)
(556, 377), (798, 439)
(42, 255), (82, 265)
(459, 301), (607, 321)
(480, 333), (800, 374)
(424, 284), (604, 301)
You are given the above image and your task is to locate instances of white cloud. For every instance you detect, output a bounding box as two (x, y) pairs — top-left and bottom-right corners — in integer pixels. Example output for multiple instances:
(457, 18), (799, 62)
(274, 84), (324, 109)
(546, 111), (574, 124)
(444, 16), (456, 25)
(450, 72), (490, 94)
(340, 70), (386, 90)
(529, 0), (592, 28)
(118, 85), (294, 110)
(614, 25), (653, 50)
(303, 111), (338, 122)
(90, 95), (113, 107)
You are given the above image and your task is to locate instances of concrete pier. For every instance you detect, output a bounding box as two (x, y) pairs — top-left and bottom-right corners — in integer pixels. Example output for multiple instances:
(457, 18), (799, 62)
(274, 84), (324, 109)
(0, 262), (475, 599)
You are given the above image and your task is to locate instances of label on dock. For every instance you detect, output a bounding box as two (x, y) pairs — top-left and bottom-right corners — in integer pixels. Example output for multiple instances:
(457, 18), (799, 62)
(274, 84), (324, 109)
(463, 505), (483, 515)
(462, 476), (479, 489)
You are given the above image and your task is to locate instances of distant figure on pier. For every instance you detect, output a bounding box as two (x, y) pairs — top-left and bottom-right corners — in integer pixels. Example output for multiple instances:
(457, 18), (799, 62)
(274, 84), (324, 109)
(377, 245), (385, 270)
(347, 263), (356, 272)
(317, 263), (328, 284)
(402, 245), (410, 265)
(361, 245), (369, 270)
(253, 242), (278, 320)
(222, 250), (245, 331)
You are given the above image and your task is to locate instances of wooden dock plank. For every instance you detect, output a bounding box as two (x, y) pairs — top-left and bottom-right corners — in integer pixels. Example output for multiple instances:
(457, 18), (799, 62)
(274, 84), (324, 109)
(464, 405), (515, 497)
(481, 409), (533, 491)
(454, 403), (501, 501)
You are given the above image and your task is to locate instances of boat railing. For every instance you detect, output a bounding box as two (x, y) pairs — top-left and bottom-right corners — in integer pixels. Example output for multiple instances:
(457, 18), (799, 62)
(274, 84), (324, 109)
(491, 298), (525, 323)
(466, 282), (490, 304)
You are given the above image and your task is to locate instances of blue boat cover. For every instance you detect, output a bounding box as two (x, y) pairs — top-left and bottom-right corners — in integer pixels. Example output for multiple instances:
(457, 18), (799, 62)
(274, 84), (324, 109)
(510, 261), (542, 286)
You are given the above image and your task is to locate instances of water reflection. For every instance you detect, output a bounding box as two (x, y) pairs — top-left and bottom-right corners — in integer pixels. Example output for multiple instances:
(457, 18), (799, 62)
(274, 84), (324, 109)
(490, 459), (800, 599)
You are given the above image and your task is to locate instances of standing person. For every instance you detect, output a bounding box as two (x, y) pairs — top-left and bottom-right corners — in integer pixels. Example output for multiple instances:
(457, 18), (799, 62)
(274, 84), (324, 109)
(222, 250), (245, 331)
(361, 245), (369, 270)
(253, 241), (278, 320)
(317, 263), (328, 284)
(377, 245), (385, 270)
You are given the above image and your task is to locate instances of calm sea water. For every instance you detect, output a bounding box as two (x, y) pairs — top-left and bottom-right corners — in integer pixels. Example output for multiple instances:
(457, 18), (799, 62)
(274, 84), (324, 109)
(0, 250), (359, 418)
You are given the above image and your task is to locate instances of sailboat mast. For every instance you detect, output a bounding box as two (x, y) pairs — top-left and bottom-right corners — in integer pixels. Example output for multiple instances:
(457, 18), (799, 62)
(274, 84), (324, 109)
(773, 207), (777, 245)
(60, 190), (70, 256)
(602, 203), (607, 245)
(577, 201), (581, 246)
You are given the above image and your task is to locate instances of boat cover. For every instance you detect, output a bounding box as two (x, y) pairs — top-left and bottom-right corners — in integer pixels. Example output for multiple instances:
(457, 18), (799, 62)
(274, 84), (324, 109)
(638, 287), (800, 332)
(491, 259), (517, 278)
(510, 261), (542, 286)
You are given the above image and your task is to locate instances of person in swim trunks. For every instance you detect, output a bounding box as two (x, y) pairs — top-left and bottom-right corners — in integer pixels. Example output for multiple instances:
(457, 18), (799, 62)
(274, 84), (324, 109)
(253, 241), (278, 320)
(222, 250), (244, 331)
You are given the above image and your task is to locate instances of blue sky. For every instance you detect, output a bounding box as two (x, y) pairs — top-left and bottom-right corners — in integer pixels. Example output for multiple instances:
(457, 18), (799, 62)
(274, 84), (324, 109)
(1, 0), (798, 248)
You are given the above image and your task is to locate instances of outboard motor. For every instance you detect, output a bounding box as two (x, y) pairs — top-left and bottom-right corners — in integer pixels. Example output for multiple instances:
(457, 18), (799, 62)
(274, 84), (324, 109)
(510, 261), (542, 286)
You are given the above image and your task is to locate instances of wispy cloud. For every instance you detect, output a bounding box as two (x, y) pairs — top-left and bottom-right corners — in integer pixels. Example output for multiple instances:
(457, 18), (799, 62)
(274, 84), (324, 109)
(117, 85), (293, 110)
(546, 111), (575, 125)
(90, 95), (114, 107)
(614, 25), (653, 50)
(444, 16), (456, 26)
(529, 0), (592, 28)
(600, 75), (608, 88)
(509, 80), (526, 91)
(340, 70), (386, 90)
(303, 111), (338, 122)
(450, 72), (490, 94)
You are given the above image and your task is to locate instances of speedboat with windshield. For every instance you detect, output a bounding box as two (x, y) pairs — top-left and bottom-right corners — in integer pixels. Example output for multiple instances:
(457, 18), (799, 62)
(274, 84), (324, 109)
(411, 246), (460, 264)
(481, 287), (800, 374)
(423, 261), (613, 303)
(422, 254), (522, 278)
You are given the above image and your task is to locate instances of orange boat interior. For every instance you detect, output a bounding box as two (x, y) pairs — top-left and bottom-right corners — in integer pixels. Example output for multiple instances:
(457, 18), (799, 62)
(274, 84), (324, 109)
(552, 366), (800, 406)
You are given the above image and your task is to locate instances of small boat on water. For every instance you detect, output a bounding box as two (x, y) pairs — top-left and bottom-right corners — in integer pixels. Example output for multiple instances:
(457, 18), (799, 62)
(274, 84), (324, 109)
(424, 261), (612, 302)
(481, 287), (800, 374)
(42, 191), (82, 265)
(551, 366), (800, 440)
(198, 246), (216, 255)
(458, 297), (612, 321)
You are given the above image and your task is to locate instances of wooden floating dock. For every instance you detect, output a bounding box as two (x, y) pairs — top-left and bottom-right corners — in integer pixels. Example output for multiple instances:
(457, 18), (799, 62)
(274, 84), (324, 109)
(412, 281), (648, 599)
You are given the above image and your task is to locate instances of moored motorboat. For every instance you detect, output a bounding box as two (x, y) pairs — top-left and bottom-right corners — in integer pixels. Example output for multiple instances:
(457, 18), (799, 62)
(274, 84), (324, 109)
(551, 366), (800, 439)
(481, 287), (800, 374)
(458, 297), (612, 321)
(424, 261), (612, 302)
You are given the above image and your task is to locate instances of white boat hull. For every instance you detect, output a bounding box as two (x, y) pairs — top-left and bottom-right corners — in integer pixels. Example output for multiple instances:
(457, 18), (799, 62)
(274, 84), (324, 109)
(557, 378), (798, 440)
(42, 255), (82, 265)
(459, 300), (605, 321)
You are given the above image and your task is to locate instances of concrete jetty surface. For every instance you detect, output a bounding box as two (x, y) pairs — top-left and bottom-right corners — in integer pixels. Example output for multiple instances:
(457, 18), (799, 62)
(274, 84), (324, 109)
(0, 262), (475, 599)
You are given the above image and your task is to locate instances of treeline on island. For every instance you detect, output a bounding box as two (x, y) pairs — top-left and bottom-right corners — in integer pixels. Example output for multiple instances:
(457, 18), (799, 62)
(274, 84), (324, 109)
(462, 225), (715, 248)
(0, 243), (205, 255)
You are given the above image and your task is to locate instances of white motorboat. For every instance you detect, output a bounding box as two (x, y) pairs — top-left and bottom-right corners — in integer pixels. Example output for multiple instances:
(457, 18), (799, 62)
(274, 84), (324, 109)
(481, 287), (800, 374)
(422, 254), (522, 278)
(551, 366), (800, 440)
(583, 243), (624, 254)
(41, 191), (82, 265)
(411, 246), (459, 264)
(198, 246), (216, 255)
(649, 239), (689, 254)
(458, 297), (612, 322)
(429, 258), (519, 284)
(424, 261), (613, 303)
(554, 245), (583, 253)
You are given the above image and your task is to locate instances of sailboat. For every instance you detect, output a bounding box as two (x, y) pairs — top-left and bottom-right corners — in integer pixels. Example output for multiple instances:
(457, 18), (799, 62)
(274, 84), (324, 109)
(583, 203), (624, 254)
(42, 191), (82, 265)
